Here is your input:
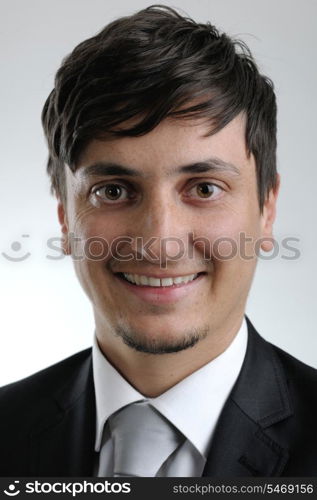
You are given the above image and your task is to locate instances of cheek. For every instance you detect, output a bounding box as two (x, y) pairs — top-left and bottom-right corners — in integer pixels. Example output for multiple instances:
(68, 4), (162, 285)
(68, 210), (123, 260)
(70, 212), (119, 301)
(194, 209), (262, 263)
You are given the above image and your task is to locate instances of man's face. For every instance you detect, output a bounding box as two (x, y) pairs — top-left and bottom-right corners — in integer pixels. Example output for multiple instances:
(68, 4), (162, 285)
(59, 114), (277, 355)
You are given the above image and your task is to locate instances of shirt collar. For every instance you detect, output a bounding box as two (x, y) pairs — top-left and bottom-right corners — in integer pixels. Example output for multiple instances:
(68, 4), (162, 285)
(93, 317), (248, 458)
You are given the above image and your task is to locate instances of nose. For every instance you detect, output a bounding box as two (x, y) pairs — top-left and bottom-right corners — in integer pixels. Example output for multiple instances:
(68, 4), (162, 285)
(129, 189), (190, 267)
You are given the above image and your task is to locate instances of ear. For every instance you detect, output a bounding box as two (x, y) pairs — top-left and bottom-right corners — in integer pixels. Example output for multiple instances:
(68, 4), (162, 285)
(260, 174), (280, 252)
(57, 200), (71, 255)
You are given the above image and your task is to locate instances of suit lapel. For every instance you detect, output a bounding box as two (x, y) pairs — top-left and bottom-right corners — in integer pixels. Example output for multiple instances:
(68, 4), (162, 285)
(29, 354), (96, 476)
(203, 317), (292, 477)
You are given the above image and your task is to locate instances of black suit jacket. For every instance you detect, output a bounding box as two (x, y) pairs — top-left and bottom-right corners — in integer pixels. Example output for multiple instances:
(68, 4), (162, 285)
(1, 317), (317, 476)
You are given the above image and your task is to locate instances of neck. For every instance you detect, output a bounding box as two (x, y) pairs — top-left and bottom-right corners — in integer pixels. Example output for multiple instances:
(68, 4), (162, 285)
(95, 315), (245, 397)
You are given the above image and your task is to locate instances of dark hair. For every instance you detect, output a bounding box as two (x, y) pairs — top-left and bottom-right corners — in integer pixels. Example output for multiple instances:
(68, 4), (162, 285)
(42, 4), (277, 209)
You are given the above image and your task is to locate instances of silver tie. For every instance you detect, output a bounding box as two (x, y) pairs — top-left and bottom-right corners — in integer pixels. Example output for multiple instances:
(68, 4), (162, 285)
(108, 401), (183, 477)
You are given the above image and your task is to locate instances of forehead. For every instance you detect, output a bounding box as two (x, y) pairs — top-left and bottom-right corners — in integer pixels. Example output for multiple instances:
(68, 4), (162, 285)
(75, 113), (252, 178)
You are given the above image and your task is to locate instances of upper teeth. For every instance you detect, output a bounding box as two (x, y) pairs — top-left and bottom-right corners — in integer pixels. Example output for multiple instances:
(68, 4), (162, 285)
(122, 273), (198, 287)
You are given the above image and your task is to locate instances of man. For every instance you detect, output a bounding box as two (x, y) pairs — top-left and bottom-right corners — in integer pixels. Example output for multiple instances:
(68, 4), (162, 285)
(1, 5), (316, 477)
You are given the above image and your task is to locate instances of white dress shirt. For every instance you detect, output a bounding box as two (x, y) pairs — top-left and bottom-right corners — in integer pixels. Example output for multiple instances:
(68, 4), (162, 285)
(93, 317), (248, 477)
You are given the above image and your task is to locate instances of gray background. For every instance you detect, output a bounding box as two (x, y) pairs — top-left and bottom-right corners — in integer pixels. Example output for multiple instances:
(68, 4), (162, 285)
(0, 0), (316, 385)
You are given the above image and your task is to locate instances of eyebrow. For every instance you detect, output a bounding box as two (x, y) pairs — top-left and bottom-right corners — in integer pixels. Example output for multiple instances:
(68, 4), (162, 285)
(79, 157), (240, 179)
(176, 158), (240, 176)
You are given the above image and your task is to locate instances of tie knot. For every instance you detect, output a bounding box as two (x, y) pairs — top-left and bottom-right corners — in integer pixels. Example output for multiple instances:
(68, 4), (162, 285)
(109, 401), (183, 477)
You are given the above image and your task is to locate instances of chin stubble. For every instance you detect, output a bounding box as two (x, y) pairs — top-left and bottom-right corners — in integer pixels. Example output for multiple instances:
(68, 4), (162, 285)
(114, 325), (209, 354)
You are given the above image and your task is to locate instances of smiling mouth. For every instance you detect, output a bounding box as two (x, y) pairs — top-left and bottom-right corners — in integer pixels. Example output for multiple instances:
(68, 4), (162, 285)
(115, 272), (206, 287)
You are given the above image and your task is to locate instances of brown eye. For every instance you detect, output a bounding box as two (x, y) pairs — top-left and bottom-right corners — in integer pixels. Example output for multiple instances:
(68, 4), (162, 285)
(196, 183), (214, 198)
(105, 185), (122, 199)
(95, 184), (128, 201)
(187, 182), (223, 201)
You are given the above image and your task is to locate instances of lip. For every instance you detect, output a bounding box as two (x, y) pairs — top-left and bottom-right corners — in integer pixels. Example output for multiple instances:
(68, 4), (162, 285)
(113, 272), (206, 305)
